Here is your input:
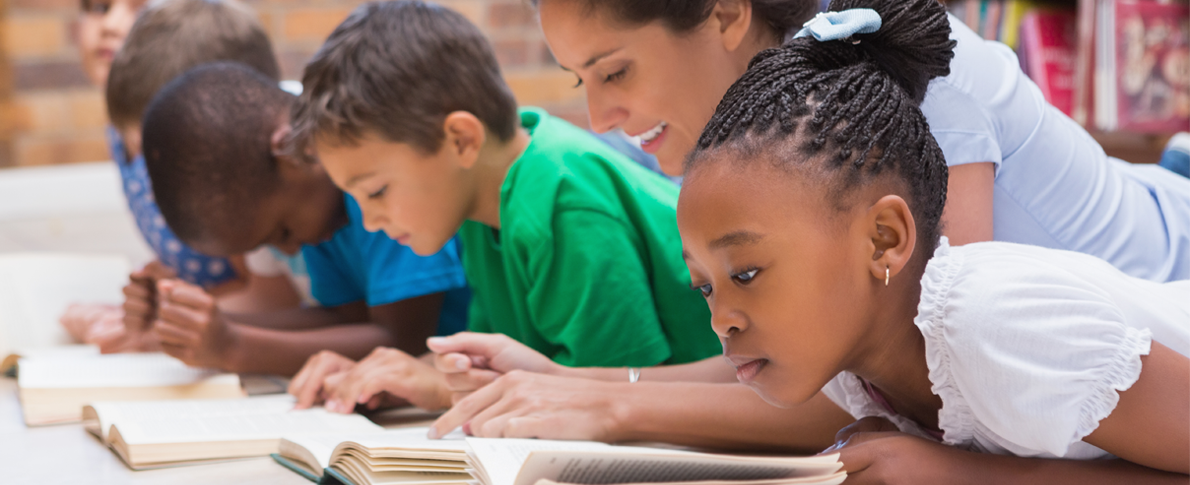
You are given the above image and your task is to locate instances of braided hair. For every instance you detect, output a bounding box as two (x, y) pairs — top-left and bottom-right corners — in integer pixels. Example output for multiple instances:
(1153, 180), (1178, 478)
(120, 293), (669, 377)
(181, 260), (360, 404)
(688, 0), (956, 251)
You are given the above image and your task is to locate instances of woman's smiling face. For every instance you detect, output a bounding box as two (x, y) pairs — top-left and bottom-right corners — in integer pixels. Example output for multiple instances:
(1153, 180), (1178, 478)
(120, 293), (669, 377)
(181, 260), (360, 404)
(538, 0), (759, 176)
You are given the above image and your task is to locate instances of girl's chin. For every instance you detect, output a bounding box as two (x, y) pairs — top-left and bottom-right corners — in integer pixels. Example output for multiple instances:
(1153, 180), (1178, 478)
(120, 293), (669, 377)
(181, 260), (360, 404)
(748, 377), (819, 409)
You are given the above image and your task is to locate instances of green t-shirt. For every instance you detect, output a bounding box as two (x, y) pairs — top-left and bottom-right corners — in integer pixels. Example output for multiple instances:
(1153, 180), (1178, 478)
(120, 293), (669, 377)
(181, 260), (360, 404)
(460, 108), (720, 367)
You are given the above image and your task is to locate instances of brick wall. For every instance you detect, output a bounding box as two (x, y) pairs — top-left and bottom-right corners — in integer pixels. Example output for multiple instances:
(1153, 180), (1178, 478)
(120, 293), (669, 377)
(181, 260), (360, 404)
(0, 0), (587, 167)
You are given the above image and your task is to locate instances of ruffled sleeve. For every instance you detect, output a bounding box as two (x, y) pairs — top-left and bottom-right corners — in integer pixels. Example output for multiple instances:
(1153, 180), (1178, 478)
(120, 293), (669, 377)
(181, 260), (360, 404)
(916, 240), (1153, 458)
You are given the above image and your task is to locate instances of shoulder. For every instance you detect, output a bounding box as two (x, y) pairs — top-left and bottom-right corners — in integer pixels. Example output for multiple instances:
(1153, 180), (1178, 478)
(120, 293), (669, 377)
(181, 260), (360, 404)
(917, 240), (1155, 457)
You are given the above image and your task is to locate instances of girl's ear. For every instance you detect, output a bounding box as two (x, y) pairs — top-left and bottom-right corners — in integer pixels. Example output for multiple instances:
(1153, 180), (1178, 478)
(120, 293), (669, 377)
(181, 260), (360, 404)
(442, 111), (486, 170)
(710, 0), (754, 53)
(865, 195), (918, 286)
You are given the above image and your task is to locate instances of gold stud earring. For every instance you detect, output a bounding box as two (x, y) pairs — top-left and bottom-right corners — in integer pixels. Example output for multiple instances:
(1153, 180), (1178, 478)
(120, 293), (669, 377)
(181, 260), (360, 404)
(885, 266), (890, 287)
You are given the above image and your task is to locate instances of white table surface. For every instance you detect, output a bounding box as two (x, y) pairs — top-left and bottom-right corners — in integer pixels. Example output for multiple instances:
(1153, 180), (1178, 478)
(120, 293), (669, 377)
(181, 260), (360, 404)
(0, 375), (384, 484)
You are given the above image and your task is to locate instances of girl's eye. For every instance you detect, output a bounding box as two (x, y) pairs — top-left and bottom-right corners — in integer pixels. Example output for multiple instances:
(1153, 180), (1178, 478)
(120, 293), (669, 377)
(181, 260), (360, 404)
(696, 283), (713, 297)
(368, 185), (388, 200)
(572, 75), (584, 88)
(732, 269), (759, 284)
(604, 68), (627, 83)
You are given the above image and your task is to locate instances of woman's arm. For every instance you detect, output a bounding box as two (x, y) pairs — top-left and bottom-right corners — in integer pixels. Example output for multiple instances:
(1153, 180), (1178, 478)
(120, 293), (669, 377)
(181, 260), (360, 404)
(939, 162), (995, 245)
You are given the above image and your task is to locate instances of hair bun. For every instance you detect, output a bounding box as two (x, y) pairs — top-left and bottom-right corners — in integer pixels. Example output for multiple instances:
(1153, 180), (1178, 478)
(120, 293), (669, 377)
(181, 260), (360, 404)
(829, 0), (956, 104)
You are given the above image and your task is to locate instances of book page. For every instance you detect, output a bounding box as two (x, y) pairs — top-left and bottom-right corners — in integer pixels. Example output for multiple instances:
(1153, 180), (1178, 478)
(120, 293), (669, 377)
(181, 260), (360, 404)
(0, 253), (129, 356)
(531, 472), (848, 485)
(346, 427), (469, 452)
(103, 395), (383, 445)
(279, 433), (345, 472)
(466, 438), (612, 485)
(514, 451), (842, 485)
(17, 352), (236, 389)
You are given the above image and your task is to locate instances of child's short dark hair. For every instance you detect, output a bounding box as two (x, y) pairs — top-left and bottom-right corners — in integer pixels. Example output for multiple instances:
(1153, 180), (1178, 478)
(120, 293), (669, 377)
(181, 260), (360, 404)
(141, 62), (291, 247)
(688, 0), (955, 252)
(289, 0), (518, 156)
(105, 0), (280, 130)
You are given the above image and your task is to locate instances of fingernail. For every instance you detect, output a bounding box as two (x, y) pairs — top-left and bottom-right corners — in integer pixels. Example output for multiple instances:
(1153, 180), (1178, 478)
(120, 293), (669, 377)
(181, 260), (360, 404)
(427, 337), (444, 346)
(455, 357), (468, 370)
(426, 428), (439, 439)
(326, 399), (340, 412)
(357, 394), (368, 404)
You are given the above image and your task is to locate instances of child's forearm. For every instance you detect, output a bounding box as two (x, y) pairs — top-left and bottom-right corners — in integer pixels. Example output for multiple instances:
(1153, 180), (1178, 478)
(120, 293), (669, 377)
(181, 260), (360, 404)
(222, 306), (360, 331)
(221, 322), (400, 375)
(934, 449), (1187, 484)
(559, 355), (738, 383)
(609, 383), (852, 452)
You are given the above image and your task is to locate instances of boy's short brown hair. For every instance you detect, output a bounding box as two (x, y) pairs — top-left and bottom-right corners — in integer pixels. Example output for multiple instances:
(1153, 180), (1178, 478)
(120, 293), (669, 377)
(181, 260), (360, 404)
(289, 0), (518, 157)
(105, 0), (280, 129)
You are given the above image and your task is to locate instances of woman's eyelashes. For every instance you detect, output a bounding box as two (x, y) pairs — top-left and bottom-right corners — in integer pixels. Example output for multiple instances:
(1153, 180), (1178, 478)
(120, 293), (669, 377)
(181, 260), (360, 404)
(571, 67), (629, 89)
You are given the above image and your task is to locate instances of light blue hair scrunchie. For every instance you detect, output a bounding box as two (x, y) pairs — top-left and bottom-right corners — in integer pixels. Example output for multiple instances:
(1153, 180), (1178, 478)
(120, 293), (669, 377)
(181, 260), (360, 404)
(794, 8), (882, 42)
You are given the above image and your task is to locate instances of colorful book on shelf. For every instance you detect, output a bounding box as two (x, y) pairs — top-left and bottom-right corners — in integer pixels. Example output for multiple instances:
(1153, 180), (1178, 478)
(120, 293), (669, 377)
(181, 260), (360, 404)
(1095, 0), (1190, 132)
(17, 351), (244, 425)
(1020, 7), (1079, 116)
(1072, 0), (1098, 126)
(83, 394), (384, 469)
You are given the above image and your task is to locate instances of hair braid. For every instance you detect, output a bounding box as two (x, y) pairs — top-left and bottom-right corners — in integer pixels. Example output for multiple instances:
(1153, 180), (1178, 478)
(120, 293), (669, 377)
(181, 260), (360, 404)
(688, 0), (956, 251)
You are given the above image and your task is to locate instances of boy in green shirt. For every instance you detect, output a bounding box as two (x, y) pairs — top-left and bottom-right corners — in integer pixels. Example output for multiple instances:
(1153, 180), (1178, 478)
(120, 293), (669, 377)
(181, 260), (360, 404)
(286, 0), (719, 413)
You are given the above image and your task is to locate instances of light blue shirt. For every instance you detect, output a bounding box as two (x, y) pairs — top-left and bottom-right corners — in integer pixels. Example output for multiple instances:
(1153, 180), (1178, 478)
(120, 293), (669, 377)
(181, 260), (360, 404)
(302, 195), (470, 335)
(920, 15), (1190, 282)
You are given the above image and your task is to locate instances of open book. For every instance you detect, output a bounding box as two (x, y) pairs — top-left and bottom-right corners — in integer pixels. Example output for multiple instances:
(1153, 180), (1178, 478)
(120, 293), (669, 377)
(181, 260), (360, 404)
(82, 394), (384, 469)
(276, 433), (844, 485)
(276, 427), (471, 485)
(18, 351), (243, 425)
(467, 438), (845, 485)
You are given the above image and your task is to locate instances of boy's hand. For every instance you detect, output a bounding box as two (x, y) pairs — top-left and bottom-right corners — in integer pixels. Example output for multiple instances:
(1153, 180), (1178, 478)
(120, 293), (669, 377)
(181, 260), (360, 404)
(122, 261), (175, 333)
(428, 332), (559, 402)
(153, 279), (236, 369)
(322, 347), (451, 414)
(289, 350), (358, 410)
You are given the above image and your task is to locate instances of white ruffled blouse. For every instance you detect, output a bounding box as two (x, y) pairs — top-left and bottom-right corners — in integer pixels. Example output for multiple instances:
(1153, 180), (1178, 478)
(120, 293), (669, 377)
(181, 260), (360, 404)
(821, 238), (1190, 459)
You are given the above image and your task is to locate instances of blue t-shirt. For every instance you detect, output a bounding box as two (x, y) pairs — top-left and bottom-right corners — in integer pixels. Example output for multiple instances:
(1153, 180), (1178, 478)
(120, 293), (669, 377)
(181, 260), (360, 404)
(108, 128), (239, 288)
(302, 195), (470, 336)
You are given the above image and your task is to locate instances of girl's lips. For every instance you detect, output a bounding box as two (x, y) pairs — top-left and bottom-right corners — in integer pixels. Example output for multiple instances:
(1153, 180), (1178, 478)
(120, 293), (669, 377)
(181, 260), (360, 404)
(734, 358), (768, 384)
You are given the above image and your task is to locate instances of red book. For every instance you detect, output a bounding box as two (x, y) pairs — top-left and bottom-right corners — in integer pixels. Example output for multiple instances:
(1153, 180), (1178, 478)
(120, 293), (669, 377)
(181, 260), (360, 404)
(1105, 0), (1190, 132)
(1021, 8), (1079, 117)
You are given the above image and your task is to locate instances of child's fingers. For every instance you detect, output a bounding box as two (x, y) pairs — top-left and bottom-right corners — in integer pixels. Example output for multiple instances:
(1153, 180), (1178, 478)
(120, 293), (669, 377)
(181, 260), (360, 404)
(157, 302), (209, 330)
(426, 332), (506, 363)
(434, 352), (473, 374)
(152, 320), (199, 347)
(429, 377), (508, 438)
(442, 368), (502, 393)
(162, 282), (215, 309)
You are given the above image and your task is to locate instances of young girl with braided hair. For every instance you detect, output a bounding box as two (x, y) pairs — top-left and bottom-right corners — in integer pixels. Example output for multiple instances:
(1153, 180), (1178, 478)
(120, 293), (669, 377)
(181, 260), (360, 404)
(675, 0), (1189, 481)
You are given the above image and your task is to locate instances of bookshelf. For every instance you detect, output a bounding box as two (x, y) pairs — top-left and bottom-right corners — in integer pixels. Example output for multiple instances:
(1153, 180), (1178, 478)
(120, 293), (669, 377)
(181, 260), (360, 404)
(943, 0), (1187, 164)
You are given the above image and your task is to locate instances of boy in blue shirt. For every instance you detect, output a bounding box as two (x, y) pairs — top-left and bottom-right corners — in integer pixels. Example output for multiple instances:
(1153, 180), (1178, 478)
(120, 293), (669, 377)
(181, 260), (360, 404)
(137, 63), (469, 377)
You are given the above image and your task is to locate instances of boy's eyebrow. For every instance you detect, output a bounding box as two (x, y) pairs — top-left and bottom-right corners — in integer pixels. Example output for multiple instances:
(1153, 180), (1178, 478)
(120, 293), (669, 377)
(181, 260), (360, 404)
(344, 172), (377, 188)
(708, 231), (764, 250)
